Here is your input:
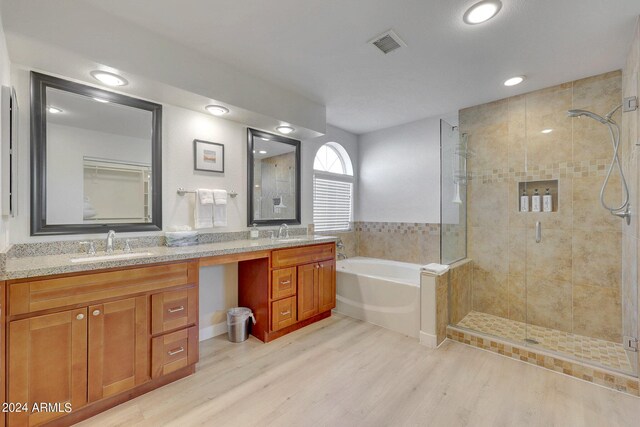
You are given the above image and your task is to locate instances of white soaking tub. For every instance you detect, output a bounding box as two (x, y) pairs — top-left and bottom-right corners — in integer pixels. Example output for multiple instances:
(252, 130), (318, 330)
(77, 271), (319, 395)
(335, 257), (421, 338)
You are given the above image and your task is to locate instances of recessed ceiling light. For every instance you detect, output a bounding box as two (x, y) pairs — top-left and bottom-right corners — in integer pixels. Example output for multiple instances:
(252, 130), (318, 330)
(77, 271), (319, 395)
(541, 128), (553, 134)
(504, 76), (525, 86)
(47, 106), (63, 114)
(93, 97), (109, 103)
(205, 105), (229, 116)
(463, 0), (502, 25)
(90, 70), (128, 86)
(261, 137), (270, 141)
(276, 125), (294, 134)
(259, 150), (267, 154)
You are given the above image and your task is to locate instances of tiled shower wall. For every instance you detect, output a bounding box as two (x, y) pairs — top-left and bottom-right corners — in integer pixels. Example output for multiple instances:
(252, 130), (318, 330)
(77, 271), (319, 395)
(461, 70), (624, 343)
(621, 18), (640, 369)
(325, 222), (441, 265)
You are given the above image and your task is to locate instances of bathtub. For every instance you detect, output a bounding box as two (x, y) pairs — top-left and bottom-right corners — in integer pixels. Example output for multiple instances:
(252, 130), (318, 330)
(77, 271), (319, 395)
(336, 257), (421, 338)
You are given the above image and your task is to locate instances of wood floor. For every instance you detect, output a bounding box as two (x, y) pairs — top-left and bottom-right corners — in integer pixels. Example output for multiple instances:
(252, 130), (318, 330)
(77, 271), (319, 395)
(77, 313), (640, 427)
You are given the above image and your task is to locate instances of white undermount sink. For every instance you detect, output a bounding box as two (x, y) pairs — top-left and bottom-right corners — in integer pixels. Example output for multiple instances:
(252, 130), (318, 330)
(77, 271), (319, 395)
(71, 252), (155, 263)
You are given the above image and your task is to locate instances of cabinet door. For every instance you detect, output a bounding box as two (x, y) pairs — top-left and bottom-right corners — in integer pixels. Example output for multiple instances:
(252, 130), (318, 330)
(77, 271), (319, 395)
(318, 259), (336, 313)
(297, 263), (319, 321)
(88, 296), (149, 402)
(8, 308), (88, 426)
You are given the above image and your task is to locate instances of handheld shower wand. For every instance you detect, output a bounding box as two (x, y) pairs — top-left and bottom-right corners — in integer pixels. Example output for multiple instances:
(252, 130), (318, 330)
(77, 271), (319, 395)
(567, 104), (630, 224)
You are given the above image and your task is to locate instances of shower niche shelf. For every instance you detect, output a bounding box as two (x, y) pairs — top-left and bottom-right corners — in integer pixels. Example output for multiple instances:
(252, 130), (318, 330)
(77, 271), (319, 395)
(518, 179), (558, 213)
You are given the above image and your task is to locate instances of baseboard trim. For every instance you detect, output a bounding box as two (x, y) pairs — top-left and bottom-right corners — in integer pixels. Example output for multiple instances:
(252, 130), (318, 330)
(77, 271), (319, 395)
(419, 331), (437, 348)
(199, 321), (228, 341)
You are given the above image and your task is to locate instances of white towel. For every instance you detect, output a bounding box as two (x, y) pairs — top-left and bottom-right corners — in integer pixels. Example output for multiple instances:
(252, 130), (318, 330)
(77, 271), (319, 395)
(421, 263), (450, 275)
(194, 189), (214, 229)
(213, 189), (227, 227)
(198, 189), (214, 204)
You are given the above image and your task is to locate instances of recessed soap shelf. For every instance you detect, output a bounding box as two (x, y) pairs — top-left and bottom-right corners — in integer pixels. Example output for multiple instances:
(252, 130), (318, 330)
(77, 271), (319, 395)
(518, 179), (558, 213)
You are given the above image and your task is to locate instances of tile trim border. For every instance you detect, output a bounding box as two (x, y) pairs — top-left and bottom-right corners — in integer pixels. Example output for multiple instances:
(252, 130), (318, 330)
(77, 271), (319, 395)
(447, 325), (640, 396)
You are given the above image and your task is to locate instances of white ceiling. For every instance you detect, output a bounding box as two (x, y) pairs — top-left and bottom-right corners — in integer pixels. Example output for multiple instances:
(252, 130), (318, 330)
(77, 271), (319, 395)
(5, 1), (640, 135)
(81, 0), (640, 134)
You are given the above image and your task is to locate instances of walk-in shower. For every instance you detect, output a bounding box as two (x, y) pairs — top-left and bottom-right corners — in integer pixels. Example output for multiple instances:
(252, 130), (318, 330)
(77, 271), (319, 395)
(568, 104), (630, 223)
(444, 70), (638, 377)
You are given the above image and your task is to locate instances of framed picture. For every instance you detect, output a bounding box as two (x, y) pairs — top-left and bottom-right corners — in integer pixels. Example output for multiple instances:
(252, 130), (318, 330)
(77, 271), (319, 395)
(194, 139), (224, 173)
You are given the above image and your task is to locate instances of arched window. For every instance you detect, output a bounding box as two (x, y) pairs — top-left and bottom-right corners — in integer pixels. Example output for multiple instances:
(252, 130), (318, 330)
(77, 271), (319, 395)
(313, 142), (354, 232)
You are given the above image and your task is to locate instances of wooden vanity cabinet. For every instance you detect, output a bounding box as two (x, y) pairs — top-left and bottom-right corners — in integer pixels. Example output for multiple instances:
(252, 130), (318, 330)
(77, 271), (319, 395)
(239, 243), (336, 342)
(4, 261), (199, 427)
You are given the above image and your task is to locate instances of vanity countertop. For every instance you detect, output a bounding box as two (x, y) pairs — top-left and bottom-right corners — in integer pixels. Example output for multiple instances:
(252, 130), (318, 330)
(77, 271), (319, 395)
(2, 235), (337, 280)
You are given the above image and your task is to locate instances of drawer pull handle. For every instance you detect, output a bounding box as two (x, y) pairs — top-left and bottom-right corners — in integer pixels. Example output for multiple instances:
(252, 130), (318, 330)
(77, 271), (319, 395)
(280, 310), (291, 316)
(167, 347), (185, 356)
(76, 313), (85, 320)
(167, 306), (185, 313)
(280, 280), (291, 285)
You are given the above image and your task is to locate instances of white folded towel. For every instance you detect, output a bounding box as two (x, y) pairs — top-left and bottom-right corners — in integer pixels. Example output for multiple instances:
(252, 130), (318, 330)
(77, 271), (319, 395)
(194, 189), (214, 229)
(421, 263), (450, 275)
(213, 189), (227, 227)
(198, 189), (214, 204)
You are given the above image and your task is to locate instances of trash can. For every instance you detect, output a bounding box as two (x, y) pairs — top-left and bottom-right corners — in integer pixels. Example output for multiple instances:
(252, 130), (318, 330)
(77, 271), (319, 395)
(227, 307), (256, 343)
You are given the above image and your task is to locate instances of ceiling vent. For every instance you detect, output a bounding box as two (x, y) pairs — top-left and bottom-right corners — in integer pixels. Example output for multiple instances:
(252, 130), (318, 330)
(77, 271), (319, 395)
(368, 30), (406, 54)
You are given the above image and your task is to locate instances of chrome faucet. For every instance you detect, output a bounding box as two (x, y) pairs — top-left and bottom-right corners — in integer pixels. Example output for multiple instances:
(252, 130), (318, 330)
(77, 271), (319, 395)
(106, 230), (116, 254)
(278, 223), (289, 239)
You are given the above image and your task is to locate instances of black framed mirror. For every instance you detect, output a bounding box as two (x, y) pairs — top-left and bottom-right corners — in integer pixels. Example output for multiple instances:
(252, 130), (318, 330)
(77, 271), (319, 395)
(31, 71), (163, 235)
(247, 128), (301, 226)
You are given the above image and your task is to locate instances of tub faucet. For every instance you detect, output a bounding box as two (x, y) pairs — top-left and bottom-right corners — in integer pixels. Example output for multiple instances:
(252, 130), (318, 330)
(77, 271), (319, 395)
(278, 223), (289, 239)
(106, 230), (116, 254)
(337, 253), (348, 260)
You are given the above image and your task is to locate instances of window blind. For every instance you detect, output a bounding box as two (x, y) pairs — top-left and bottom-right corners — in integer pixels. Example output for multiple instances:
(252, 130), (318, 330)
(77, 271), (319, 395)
(313, 175), (352, 232)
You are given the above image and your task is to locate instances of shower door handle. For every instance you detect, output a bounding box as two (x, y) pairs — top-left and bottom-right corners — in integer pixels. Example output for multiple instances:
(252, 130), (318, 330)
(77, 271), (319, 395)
(535, 221), (542, 243)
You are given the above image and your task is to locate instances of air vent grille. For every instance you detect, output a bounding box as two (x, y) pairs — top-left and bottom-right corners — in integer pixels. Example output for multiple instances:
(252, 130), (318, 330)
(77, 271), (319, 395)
(369, 30), (406, 54)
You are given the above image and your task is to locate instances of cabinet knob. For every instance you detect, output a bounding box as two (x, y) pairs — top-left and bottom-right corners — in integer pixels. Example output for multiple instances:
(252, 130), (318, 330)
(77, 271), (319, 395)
(315, 264), (319, 269)
(92, 309), (101, 316)
(76, 313), (85, 320)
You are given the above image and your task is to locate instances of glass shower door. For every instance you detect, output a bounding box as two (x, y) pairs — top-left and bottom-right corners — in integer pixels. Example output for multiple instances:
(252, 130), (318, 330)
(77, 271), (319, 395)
(522, 77), (637, 376)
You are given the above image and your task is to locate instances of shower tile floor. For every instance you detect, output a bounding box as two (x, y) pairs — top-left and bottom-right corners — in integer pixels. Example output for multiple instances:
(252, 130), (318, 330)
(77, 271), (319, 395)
(457, 311), (634, 374)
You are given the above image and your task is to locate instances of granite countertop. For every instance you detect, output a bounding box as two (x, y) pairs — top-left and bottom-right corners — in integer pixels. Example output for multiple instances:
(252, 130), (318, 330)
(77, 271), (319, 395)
(2, 235), (337, 280)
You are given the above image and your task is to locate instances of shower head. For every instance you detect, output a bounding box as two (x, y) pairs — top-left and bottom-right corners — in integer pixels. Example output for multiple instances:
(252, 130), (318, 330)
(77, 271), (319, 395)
(566, 109), (609, 124)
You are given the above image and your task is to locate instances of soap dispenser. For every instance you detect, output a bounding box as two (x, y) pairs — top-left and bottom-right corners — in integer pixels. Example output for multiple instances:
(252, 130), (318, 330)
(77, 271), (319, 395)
(543, 188), (553, 212)
(531, 188), (541, 212)
(250, 223), (259, 239)
(520, 189), (529, 212)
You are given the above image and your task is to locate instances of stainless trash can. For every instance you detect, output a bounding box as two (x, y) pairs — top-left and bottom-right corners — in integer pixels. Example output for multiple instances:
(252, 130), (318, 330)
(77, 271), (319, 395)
(227, 307), (256, 343)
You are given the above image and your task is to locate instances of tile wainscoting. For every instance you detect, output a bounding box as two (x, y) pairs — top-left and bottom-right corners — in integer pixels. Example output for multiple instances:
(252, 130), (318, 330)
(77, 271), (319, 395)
(354, 221), (440, 264)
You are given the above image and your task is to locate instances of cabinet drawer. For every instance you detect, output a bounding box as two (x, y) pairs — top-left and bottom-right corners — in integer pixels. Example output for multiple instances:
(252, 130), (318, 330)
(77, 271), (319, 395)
(9, 261), (197, 316)
(271, 243), (335, 268)
(271, 268), (296, 300)
(271, 296), (297, 331)
(151, 326), (198, 378)
(151, 287), (197, 335)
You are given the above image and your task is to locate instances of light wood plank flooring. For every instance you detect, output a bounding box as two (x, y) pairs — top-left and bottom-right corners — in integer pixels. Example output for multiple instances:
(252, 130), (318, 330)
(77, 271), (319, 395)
(77, 313), (640, 427)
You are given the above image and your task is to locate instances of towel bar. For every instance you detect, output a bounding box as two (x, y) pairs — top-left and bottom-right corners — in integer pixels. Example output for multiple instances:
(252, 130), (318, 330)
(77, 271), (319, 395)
(177, 188), (238, 198)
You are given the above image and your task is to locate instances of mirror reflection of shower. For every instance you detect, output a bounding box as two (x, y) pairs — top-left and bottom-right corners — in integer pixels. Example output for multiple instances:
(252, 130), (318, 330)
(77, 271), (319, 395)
(567, 104), (630, 223)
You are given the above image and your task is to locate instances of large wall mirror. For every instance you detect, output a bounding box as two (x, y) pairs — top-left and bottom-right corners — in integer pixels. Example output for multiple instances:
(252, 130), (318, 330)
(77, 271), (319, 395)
(247, 128), (300, 226)
(31, 72), (162, 235)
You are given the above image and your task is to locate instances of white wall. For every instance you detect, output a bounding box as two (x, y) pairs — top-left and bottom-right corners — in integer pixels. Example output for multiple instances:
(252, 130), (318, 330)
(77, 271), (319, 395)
(301, 124), (359, 225)
(0, 12), (10, 249)
(357, 117), (441, 223)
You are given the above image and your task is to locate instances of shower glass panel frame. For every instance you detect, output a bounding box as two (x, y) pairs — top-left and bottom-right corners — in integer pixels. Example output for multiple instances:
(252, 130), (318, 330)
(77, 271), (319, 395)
(440, 119), (467, 265)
